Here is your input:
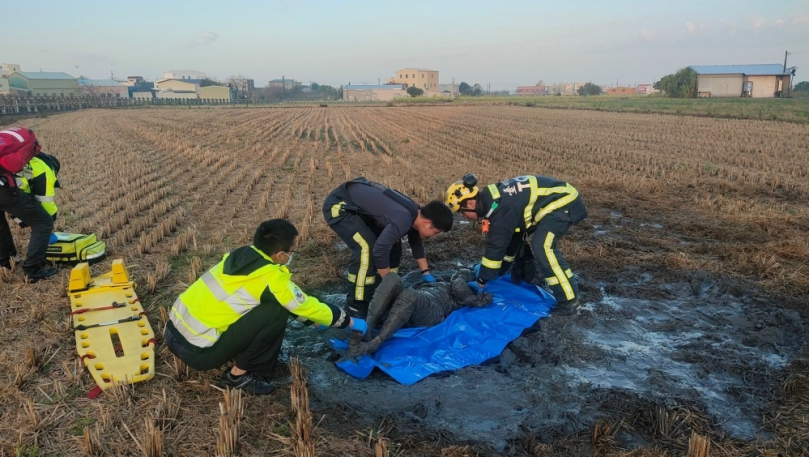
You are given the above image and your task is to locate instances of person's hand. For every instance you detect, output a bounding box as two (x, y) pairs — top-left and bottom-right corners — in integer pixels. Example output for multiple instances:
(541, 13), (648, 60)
(468, 280), (486, 294)
(349, 317), (367, 334)
(422, 273), (436, 283)
(473, 263), (481, 277)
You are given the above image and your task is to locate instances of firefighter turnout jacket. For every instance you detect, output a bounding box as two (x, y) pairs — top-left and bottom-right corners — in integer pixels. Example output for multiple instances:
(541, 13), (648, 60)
(170, 245), (349, 349)
(16, 157), (58, 217)
(476, 175), (586, 283)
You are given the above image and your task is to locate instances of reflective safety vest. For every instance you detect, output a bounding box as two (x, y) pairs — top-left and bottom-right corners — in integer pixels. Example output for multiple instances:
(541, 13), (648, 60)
(17, 157), (58, 216)
(170, 245), (347, 348)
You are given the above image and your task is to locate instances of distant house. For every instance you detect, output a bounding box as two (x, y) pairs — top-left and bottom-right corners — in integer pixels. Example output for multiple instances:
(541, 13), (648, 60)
(200, 85), (232, 100)
(517, 82), (547, 96)
(0, 77), (8, 94)
(123, 76), (145, 87)
(0, 63), (21, 77)
(268, 78), (299, 90)
(78, 78), (129, 97)
(343, 84), (407, 101)
(690, 64), (793, 98)
(439, 83), (459, 96)
(605, 86), (635, 95)
(154, 78), (200, 98)
(162, 69), (207, 80)
(387, 68), (439, 95)
(7, 71), (80, 96)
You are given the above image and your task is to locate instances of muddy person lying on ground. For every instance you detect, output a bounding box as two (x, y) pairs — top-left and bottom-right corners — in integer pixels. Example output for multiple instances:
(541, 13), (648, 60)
(348, 270), (493, 357)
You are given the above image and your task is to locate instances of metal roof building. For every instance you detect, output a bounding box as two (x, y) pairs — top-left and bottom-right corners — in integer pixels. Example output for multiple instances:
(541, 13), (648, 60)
(343, 84), (407, 102)
(7, 71), (79, 96)
(689, 64), (794, 98)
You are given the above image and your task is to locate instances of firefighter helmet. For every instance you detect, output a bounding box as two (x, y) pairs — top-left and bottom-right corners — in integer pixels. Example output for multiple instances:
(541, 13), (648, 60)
(446, 173), (479, 212)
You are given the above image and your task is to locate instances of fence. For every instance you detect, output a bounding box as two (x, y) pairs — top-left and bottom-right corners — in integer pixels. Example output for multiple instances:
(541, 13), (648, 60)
(0, 94), (235, 116)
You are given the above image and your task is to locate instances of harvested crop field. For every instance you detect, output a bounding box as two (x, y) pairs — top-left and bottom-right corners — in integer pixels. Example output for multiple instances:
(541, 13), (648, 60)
(1, 105), (808, 456)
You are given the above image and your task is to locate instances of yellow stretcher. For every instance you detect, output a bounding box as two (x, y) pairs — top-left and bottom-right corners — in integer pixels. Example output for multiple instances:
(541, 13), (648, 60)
(68, 259), (155, 389)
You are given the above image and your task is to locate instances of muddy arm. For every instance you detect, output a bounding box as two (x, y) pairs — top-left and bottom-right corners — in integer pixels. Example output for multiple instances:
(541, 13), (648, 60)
(450, 269), (493, 308)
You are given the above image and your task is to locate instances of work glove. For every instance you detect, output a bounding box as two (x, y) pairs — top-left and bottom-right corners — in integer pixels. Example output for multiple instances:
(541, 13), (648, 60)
(467, 280), (486, 294)
(422, 273), (436, 283)
(473, 263), (481, 277)
(349, 318), (368, 334)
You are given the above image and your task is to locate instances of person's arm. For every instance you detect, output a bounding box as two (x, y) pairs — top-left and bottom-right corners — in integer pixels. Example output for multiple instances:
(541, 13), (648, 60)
(260, 279), (350, 328)
(373, 216), (409, 277)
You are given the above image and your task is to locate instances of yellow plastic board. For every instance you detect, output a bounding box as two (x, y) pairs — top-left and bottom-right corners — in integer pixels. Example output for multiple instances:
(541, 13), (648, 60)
(68, 259), (155, 389)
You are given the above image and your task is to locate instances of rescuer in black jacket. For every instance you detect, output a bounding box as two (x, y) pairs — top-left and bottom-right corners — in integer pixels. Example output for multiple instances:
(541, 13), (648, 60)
(323, 177), (454, 319)
(446, 174), (587, 315)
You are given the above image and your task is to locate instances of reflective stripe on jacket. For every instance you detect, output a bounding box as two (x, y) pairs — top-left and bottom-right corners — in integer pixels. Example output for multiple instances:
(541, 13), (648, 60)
(477, 175), (586, 282)
(170, 245), (349, 348)
(16, 157), (58, 216)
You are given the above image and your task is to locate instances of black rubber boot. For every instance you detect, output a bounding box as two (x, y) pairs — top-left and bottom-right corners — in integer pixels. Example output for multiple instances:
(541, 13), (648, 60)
(24, 265), (57, 283)
(554, 298), (581, 316)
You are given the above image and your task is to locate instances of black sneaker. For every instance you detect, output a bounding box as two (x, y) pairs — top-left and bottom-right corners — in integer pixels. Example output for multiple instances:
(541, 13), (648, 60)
(25, 266), (58, 283)
(218, 371), (276, 395)
(554, 298), (581, 316)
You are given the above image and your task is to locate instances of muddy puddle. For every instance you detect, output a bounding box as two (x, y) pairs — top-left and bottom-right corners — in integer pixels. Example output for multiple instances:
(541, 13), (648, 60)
(282, 266), (805, 453)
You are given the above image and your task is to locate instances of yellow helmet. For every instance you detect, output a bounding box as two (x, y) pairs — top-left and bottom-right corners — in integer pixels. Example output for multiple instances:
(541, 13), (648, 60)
(445, 174), (479, 212)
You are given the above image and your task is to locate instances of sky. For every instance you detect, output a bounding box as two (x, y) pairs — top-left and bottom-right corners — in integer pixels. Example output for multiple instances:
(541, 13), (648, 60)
(2, 0), (807, 90)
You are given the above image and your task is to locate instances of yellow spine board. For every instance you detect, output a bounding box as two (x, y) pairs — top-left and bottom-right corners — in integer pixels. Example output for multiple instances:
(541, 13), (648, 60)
(68, 259), (155, 389)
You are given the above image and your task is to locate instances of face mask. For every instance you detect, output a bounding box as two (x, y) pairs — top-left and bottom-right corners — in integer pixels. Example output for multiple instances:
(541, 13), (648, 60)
(283, 251), (295, 266)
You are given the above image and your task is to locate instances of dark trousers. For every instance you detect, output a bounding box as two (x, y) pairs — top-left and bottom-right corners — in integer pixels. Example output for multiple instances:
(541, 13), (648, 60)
(0, 188), (53, 271)
(323, 199), (401, 318)
(529, 200), (586, 303)
(165, 303), (290, 375)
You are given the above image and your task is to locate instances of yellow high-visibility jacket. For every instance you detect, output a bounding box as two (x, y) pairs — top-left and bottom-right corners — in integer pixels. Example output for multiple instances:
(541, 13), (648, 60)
(170, 245), (349, 348)
(17, 157), (58, 217)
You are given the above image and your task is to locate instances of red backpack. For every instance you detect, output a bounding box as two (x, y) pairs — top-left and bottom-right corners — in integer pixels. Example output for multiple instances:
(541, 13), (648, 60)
(0, 127), (41, 188)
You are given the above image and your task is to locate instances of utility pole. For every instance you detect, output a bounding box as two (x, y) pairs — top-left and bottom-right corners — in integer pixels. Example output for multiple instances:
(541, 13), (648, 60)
(282, 75), (285, 100)
(487, 82), (490, 95)
(783, 50), (789, 73)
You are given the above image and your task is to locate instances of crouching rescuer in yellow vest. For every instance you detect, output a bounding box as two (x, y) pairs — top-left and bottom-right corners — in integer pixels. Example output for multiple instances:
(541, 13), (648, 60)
(446, 174), (588, 316)
(164, 219), (367, 395)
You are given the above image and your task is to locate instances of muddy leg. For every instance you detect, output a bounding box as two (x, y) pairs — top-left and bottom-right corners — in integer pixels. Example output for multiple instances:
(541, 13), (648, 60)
(349, 289), (417, 357)
(363, 272), (404, 342)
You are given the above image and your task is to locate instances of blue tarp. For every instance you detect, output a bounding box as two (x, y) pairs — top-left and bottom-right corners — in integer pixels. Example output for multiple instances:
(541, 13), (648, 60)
(329, 275), (557, 385)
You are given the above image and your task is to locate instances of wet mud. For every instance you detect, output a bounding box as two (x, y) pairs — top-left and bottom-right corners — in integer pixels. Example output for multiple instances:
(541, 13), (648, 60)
(283, 243), (807, 453)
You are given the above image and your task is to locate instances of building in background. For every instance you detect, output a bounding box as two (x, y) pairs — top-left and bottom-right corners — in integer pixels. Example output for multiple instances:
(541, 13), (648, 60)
(343, 84), (407, 101)
(547, 82), (586, 95)
(200, 85), (232, 100)
(516, 81), (548, 95)
(0, 77), (8, 94)
(154, 78), (199, 98)
(690, 64), (794, 98)
(636, 84), (656, 95)
(78, 78), (129, 97)
(387, 68), (439, 95)
(162, 69), (207, 80)
(0, 63), (21, 77)
(268, 78), (300, 90)
(123, 76), (145, 86)
(7, 71), (80, 96)
(439, 83), (459, 96)
(605, 86), (635, 95)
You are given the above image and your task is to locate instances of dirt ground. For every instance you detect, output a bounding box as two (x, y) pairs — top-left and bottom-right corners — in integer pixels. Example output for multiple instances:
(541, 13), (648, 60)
(2, 106), (808, 456)
(282, 210), (807, 456)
